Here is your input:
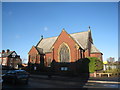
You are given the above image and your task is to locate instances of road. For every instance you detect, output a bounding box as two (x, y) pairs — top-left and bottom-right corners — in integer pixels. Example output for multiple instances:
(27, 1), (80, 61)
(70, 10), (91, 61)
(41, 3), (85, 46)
(2, 76), (120, 89)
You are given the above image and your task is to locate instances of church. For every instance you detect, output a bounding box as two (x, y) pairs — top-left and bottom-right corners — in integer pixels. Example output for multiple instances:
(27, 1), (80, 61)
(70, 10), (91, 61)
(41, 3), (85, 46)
(28, 28), (103, 69)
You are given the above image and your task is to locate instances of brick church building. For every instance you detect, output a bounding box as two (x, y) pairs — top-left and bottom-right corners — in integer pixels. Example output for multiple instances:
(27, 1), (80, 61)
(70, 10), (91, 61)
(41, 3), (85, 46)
(28, 28), (103, 70)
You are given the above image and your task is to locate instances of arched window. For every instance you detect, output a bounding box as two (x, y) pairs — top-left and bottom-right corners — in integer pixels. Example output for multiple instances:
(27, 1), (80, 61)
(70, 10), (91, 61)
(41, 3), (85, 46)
(59, 44), (70, 62)
(47, 57), (51, 67)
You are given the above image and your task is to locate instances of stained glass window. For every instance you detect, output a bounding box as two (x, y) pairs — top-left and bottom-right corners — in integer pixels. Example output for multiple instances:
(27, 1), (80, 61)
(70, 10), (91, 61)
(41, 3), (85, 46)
(59, 44), (70, 62)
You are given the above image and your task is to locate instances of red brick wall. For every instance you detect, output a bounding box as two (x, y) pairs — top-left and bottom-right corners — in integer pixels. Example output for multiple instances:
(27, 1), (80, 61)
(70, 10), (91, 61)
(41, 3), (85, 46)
(44, 52), (52, 66)
(28, 30), (102, 67)
(36, 55), (40, 64)
(90, 73), (95, 77)
(28, 46), (40, 64)
(1, 57), (8, 66)
(84, 49), (90, 58)
(52, 30), (79, 62)
(28, 46), (38, 55)
(45, 53), (53, 61)
(90, 53), (103, 61)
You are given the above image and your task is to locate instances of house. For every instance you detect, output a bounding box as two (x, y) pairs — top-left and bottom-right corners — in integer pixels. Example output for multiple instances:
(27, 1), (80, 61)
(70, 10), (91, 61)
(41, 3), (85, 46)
(28, 28), (103, 72)
(103, 61), (120, 71)
(0, 49), (22, 69)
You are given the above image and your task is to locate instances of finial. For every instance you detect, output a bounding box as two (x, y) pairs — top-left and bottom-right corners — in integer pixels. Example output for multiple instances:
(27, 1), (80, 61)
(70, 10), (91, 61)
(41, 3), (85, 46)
(62, 28), (65, 31)
(88, 26), (91, 29)
(41, 35), (43, 39)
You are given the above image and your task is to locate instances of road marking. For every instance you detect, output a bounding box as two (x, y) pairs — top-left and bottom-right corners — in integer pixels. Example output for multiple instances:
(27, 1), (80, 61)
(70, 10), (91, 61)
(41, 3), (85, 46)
(88, 80), (120, 84)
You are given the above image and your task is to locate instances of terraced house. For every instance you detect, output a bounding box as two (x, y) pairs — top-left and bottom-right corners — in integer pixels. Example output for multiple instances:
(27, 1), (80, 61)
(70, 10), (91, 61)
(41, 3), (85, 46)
(28, 28), (103, 71)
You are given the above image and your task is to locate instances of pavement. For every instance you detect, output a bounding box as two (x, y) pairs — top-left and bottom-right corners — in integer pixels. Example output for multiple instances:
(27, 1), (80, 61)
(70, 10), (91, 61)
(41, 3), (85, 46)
(2, 74), (120, 89)
(30, 74), (120, 84)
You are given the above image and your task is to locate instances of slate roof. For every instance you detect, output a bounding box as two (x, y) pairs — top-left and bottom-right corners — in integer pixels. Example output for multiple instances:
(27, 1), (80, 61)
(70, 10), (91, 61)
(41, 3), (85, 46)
(36, 47), (44, 54)
(91, 44), (101, 53)
(70, 31), (89, 49)
(36, 30), (101, 54)
(37, 36), (58, 53)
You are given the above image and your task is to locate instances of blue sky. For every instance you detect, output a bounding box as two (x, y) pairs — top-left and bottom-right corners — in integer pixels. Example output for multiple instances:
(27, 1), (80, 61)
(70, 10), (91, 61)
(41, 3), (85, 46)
(2, 2), (118, 63)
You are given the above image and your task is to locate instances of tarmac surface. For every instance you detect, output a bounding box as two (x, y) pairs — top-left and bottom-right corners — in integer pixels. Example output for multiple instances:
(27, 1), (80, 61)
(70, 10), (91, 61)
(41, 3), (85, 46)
(2, 74), (120, 89)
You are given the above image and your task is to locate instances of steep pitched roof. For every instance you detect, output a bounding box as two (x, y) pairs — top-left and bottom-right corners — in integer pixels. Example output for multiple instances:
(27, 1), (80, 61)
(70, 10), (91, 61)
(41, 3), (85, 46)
(50, 29), (84, 50)
(1, 51), (15, 57)
(36, 47), (44, 54)
(70, 31), (89, 49)
(36, 36), (58, 53)
(28, 46), (44, 54)
(91, 44), (101, 53)
(36, 30), (97, 53)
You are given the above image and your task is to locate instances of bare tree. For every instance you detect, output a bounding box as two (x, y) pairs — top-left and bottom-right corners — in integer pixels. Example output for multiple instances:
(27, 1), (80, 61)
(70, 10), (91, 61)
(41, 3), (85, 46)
(22, 58), (28, 64)
(107, 57), (115, 63)
(107, 57), (115, 70)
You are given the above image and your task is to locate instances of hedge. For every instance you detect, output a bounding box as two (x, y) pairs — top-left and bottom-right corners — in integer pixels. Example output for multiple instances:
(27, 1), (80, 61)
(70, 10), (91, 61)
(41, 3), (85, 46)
(88, 57), (103, 73)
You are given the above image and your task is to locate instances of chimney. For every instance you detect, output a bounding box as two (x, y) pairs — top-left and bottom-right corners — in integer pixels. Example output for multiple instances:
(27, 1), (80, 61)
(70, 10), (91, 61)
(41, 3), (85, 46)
(6, 49), (10, 53)
(2, 50), (5, 53)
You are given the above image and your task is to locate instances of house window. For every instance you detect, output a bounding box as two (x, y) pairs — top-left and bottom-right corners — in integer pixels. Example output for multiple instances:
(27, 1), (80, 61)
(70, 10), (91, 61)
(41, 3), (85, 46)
(47, 57), (51, 67)
(61, 67), (68, 71)
(31, 56), (35, 63)
(12, 52), (17, 57)
(59, 44), (70, 62)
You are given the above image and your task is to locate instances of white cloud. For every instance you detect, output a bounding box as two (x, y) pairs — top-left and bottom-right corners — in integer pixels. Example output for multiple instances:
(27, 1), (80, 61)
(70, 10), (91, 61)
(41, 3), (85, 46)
(44, 26), (48, 31)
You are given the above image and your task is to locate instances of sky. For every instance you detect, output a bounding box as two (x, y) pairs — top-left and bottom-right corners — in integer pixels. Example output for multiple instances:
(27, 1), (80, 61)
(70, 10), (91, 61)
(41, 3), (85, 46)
(2, 2), (118, 63)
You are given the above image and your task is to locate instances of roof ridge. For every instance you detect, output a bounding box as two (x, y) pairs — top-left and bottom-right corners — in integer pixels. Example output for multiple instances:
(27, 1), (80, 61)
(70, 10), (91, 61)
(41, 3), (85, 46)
(37, 30), (90, 53)
(3, 51), (14, 53)
(91, 44), (101, 53)
(42, 30), (88, 39)
(42, 36), (58, 39)
(70, 30), (89, 35)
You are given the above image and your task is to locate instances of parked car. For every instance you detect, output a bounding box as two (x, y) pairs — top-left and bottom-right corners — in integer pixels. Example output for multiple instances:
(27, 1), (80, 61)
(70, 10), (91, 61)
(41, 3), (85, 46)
(2, 70), (30, 84)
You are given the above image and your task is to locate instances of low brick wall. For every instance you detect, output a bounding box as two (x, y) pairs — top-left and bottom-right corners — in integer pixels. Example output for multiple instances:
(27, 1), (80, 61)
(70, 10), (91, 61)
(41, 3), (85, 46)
(89, 73), (95, 77)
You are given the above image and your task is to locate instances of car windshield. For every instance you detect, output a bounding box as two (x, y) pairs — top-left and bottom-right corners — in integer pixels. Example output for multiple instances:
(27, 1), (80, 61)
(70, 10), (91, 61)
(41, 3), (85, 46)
(7, 70), (15, 74)
(16, 71), (27, 74)
(7, 70), (27, 74)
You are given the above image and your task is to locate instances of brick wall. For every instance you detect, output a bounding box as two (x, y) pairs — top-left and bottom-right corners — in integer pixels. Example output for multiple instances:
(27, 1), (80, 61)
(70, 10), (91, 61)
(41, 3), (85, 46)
(52, 30), (80, 62)
(90, 53), (103, 61)
(28, 46), (40, 64)
(28, 30), (102, 67)
(45, 52), (53, 66)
